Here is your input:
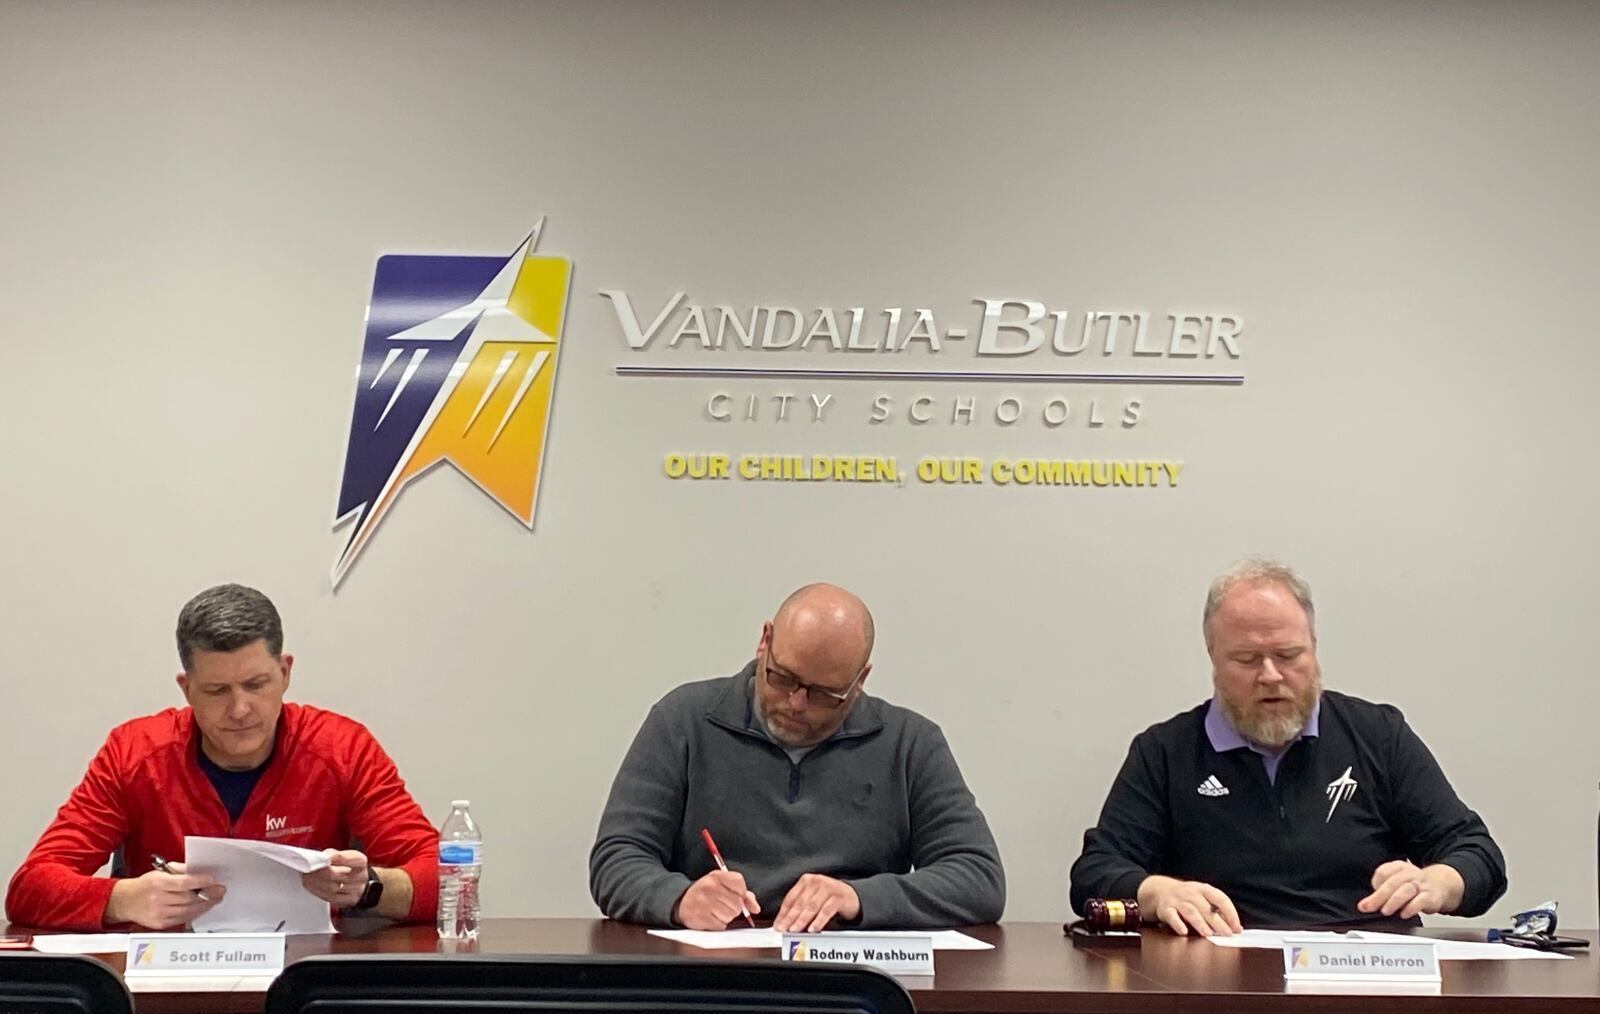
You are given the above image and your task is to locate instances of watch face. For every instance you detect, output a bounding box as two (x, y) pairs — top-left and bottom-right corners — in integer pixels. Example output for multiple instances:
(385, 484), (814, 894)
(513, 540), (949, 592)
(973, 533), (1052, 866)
(356, 866), (383, 910)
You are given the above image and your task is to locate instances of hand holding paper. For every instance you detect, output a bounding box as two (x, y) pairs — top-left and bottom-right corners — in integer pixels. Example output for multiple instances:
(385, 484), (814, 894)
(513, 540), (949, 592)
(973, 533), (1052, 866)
(299, 849), (371, 907)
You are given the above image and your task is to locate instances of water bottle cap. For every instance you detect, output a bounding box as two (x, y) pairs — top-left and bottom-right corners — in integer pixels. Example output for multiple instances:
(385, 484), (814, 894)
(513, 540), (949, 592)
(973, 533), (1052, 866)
(452, 799), (471, 809)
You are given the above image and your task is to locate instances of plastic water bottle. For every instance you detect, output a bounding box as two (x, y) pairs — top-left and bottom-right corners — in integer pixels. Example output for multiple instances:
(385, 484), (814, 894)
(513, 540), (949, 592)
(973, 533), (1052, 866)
(437, 800), (482, 940)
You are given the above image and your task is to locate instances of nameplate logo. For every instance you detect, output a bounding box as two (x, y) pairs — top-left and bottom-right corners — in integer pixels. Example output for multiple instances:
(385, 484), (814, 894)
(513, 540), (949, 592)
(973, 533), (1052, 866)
(782, 933), (934, 976)
(1282, 935), (1438, 984)
(125, 933), (286, 975)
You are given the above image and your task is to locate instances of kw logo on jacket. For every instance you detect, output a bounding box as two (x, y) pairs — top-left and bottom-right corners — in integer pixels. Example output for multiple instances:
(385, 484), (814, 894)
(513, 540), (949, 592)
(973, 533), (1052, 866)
(265, 815), (314, 839)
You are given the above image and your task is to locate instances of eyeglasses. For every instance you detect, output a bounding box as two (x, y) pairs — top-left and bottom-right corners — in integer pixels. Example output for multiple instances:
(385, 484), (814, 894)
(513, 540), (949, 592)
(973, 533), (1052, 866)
(762, 643), (866, 709)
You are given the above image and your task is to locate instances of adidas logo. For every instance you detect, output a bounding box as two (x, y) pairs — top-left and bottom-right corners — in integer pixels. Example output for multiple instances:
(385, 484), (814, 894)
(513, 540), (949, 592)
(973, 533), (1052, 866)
(1197, 775), (1229, 797)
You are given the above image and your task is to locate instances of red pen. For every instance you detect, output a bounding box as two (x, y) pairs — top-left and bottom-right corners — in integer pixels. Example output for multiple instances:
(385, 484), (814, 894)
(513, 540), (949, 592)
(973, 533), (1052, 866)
(699, 827), (756, 927)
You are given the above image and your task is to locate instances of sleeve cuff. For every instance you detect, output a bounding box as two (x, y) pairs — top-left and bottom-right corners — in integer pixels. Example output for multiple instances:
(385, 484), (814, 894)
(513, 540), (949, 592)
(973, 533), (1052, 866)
(1438, 852), (1497, 917)
(1108, 871), (1146, 905)
(649, 875), (695, 926)
(398, 856), (438, 924)
(846, 875), (896, 928)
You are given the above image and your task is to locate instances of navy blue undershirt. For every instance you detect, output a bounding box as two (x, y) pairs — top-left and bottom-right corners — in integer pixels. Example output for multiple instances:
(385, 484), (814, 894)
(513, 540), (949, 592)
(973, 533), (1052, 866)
(196, 742), (270, 822)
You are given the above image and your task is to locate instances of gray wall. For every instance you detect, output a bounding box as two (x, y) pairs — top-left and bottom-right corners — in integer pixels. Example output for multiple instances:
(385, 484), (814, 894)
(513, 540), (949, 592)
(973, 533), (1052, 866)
(2, 0), (1595, 925)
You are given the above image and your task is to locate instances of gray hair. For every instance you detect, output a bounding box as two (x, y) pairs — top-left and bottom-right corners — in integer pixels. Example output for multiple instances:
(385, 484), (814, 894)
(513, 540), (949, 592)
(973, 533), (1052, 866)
(1202, 558), (1316, 646)
(176, 584), (283, 670)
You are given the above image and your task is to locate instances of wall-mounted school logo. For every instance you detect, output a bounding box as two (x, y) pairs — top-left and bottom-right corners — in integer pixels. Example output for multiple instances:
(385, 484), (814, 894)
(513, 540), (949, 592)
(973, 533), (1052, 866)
(332, 221), (573, 586)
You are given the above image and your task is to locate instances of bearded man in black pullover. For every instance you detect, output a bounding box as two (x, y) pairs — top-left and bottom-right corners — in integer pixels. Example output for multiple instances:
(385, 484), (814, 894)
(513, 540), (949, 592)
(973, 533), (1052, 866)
(1070, 559), (1506, 935)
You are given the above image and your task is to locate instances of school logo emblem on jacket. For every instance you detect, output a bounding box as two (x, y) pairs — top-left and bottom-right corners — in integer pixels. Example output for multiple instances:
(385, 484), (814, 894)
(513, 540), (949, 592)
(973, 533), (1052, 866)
(332, 222), (573, 587)
(1324, 765), (1358, 822)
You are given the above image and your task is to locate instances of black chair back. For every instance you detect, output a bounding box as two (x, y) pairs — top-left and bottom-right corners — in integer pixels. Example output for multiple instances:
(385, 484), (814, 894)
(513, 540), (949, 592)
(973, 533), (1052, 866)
(266, 954), (916, 1014)
(0, 952), (134, 1014)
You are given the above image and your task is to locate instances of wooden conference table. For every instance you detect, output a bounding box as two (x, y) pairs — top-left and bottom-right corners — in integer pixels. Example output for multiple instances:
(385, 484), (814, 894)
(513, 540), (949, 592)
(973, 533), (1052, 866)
(16, 920), (1600, 1014)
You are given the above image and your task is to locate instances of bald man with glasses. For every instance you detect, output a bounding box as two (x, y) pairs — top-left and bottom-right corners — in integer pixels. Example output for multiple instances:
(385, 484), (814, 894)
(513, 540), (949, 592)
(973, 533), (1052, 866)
(589, 583), (1005, 932)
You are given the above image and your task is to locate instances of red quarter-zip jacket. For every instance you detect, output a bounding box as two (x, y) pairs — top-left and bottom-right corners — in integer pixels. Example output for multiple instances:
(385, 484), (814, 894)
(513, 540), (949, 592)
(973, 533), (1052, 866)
(5, 703), (438, 930)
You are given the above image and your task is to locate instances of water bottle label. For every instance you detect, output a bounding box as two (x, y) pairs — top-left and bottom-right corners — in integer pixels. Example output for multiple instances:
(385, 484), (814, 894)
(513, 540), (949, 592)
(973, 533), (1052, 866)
(439, 843), (480, 864)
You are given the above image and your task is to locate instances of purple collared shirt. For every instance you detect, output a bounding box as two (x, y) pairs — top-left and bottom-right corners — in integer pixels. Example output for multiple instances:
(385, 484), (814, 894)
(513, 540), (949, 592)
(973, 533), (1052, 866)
(1204, 696), (1321, 784)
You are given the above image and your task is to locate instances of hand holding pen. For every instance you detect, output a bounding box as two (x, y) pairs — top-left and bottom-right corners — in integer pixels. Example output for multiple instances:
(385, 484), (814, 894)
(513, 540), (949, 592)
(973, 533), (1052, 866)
(150, 854), (213, 903)
(102, 855), (224, 929)
(673, 828), (760, 931)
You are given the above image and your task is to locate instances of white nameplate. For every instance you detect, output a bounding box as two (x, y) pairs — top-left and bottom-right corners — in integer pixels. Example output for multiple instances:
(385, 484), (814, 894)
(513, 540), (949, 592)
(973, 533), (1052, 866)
(125, 933), (286, 975)
(1282, 934), (1439, 984)
(782, 933), (934, 976)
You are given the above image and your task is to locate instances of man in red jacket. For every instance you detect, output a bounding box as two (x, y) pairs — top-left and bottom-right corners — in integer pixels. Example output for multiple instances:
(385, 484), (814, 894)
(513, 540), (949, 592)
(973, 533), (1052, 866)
(6, 584), (439, 931)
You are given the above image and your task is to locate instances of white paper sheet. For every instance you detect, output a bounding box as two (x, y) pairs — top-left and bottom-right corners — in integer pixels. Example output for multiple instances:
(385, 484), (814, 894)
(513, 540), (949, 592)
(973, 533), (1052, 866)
(192, 838), (331, 873)
(1206, 929), (1326, 949)
(647, 928), (992, 951)
(30, 933), (131, 954)
(185, 836), (336, 935)
(1206, 928), (1571, 960)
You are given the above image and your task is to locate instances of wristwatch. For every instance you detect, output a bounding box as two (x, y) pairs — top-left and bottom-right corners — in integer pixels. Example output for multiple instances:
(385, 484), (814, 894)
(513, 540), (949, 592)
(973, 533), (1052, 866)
(348, 864), (384, 912)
